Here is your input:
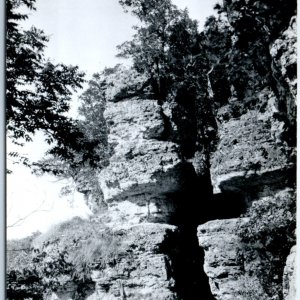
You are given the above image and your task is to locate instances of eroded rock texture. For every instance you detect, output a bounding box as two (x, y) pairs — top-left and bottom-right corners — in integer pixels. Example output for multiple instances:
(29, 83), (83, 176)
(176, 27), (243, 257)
(85, 94), (213, 300)
(198, 188), (296, 300)
(197, 15), (296, 300)
(43, 9), (296, 300)
(98, 98), (198, 225)
(211, 89), (294, 197)
(198, 218), (252, 300)
(282, 246), (296, 300)
(88, 224), (178, 300)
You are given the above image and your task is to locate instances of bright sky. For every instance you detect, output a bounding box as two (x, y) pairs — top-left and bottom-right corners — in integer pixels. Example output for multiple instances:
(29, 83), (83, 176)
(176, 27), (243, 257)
(7, 0), (218, 240)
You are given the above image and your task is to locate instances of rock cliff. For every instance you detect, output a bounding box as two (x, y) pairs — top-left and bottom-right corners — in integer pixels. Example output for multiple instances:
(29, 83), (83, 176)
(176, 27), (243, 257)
(16, 2), (296, 300)
(88, 224), (178, 300)
(50, 16), (296, 300)
(97, 97), (196, 225)
(81, 93), (214, 299)
(197, 12), (297, 300)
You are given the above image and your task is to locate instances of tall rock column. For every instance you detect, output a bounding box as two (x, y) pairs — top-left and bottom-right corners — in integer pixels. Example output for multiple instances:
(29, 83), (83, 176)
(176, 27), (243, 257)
(89, 96), (213, 299)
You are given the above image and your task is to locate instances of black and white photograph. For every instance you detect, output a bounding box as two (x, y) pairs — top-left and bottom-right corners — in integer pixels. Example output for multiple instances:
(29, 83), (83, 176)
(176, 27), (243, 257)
(6, 0), (297, 299)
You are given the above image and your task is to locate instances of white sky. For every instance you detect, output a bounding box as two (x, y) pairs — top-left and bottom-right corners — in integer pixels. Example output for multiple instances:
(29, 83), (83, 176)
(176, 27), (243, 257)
(7, 0), (218, 240)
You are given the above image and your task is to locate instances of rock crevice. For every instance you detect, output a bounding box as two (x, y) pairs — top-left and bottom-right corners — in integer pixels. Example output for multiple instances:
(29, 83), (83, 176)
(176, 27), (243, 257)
(86, 94), (214, 299)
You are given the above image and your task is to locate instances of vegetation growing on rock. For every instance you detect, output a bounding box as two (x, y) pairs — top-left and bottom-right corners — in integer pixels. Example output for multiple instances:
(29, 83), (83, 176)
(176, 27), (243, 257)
(6, 0), (296, 299)
(7, 217), (129, 299)
(236, 189), (296, 299)
(6, 0), (86, 165)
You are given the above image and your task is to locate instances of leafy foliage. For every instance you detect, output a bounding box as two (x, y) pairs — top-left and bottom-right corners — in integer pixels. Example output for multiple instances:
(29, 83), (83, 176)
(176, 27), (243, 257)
(7, 232), (41, 272)
(6, 1), (297, 297)
(118, 0), (219, 160)
(202, 13), (233, 107)
(86, 64), (149, 102)
(118, 0), (202, 100)
(32, 65), (150, 209)
(6, 0), (93, 163)
(31, 70), (116, 210)
(207, 0), (296, 115)
(7, 239), (82, 299)
(34, 217), (128, 275)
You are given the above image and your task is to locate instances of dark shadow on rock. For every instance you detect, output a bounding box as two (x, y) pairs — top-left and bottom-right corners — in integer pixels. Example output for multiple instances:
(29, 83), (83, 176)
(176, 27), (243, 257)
(160, 227), (216, 300)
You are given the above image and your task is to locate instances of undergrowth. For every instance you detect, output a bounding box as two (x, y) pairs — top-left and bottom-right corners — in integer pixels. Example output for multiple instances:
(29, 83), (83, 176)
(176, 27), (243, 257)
(7, 216), (129, 299)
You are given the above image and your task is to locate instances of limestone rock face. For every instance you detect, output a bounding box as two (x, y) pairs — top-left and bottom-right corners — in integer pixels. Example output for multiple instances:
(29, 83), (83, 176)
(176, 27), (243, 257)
(88, 223), (178, 300)
(211, 91), (294, 195)
(200, 93), (296, 299)
(199, 17), (296, 298)
(282, 246), (296, 300)
(270, 16), (297, 124)
(198, 218), (254, 300)
(198, 214), (295, 300)
(199, 92), (296, 300)
(91, 96), (205, 299)
(98, 98), (197, 224)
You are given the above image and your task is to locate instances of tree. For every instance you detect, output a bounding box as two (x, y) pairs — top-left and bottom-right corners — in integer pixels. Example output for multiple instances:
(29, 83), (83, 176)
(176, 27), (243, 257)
(213, 0), (296, 111)
(201, 12), (233, 107)
(117, 0), (201, 100)
(32, 70), (114, 211)
(117, 0), (220, 162)
(6, 0), (86, 163)
(7, 238), (77, 299)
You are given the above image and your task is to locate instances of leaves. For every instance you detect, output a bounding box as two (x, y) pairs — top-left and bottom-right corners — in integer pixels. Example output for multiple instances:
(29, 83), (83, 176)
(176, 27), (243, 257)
(7, 217), (128, 298)
(237, 189), (296, 298)
(6, 0), (86, 163)
(118, 0), (201, 100)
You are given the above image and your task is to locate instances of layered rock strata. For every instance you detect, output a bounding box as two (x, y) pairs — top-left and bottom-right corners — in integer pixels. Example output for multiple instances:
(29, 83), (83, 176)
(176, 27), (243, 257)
(211, 90), (294, 197)
(49, 12), (296, 299)
(198, 100), (296, 299)
(198, 188), (295, 300)
(198, 218), (251, 300)
(98, 98), (198, 225)
(197, 16), (296, 300)
(87, 224), (178, 300)
(87, 96), (213, 299)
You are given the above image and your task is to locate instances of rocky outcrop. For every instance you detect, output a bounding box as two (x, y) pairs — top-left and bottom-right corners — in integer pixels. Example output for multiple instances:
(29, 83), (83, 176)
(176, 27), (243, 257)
(211, 90), (294, 196)
(33, 8), (297, 300)
(198, 218), (250, 300)
(88, 93), (213, 299)
(197, 14), (297, 300)
(198, 188), (296, 300)
(198, 101), (296, 299)
(45, 18), (296, 300)
(98, 97), (199, 225)
(197, 217), (281, 300)
(88, 224), (178, 300)
(7, 1), (297, 299)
